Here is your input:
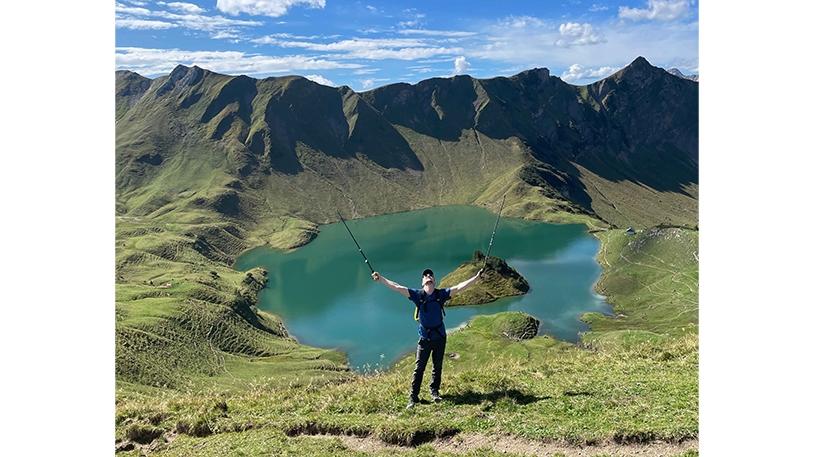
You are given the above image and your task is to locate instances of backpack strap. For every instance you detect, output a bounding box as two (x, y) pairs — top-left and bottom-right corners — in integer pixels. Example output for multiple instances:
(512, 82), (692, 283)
(421, 323), (444, 340)
(414, 289), (446, 321)
(413, 291), (423, 321)
(438, 289), (447, 317)
(413, 289), (429, 321)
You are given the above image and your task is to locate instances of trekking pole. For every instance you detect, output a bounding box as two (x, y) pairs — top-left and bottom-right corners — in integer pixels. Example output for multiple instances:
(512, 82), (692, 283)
(336, 211), (375, 273)
(483, 194), (507, 268)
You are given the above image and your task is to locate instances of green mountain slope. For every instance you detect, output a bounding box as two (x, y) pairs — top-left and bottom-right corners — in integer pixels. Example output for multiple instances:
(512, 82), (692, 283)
(116, 56), (697, 229)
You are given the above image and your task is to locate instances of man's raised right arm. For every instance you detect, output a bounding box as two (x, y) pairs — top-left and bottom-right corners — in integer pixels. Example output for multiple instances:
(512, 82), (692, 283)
(371, 272), (410, 298)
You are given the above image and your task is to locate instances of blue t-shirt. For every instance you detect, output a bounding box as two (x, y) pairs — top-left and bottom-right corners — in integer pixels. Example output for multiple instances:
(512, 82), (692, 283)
(408, 287), (451, 340)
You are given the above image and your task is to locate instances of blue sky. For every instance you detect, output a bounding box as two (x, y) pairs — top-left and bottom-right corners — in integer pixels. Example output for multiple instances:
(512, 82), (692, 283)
(115, 0), (698, 90)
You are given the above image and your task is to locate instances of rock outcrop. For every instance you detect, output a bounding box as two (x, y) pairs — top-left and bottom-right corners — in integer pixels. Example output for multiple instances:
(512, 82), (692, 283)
(440, 251), (529, 306)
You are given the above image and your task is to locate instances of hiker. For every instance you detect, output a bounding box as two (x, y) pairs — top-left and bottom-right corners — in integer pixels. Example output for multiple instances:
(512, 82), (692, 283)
(372, 267), (482, 408)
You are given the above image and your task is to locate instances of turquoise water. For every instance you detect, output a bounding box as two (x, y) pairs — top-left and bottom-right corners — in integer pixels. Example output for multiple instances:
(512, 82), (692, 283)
(235, 206), (612, 371)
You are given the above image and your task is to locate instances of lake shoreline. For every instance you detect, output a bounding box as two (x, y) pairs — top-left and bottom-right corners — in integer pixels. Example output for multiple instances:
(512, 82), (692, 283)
(235, 205), (615, 372)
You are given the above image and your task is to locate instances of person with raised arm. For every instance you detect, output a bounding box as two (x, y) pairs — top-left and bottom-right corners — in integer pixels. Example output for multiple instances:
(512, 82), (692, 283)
(372, 267), (481, 409)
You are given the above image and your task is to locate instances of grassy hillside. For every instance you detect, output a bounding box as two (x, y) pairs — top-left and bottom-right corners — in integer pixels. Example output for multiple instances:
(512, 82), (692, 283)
(584, 227), (699, 343)
(115, 227), (698, 455)
(117, 331), (696, 455)
(118, 336), (697, 454)
(115, 215), (352, 392)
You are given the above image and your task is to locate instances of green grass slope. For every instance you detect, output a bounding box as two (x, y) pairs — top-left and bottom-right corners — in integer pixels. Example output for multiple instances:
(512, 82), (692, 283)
(117, 321), (696, 455)
(115, 215), (352, 393)
(115, 226), (698, 455)
(583, 227), (698, 345)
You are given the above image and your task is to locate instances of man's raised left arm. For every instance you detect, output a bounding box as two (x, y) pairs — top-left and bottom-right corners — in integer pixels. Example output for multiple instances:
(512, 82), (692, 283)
(449, 269), (483, 297)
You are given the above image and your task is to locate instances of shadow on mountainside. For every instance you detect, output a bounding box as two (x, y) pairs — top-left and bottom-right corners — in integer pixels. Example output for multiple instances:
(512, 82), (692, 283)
(360, 57), (698, 196)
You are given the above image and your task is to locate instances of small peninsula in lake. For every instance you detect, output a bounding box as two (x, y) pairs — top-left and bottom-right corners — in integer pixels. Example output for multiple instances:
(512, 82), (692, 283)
(440, 251), (530, 306)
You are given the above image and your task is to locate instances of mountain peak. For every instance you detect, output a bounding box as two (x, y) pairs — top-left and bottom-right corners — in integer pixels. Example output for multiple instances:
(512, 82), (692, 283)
(621, 56), (658, 76)
(608, 56), (664, 84)
(169, 64), (189, 74)
(630, 56), (652, 68)
(168, 64), (212, 80)
(155, 64), (207, 96)
(116, 69), (145, 77)
(512, 67), (550, 81)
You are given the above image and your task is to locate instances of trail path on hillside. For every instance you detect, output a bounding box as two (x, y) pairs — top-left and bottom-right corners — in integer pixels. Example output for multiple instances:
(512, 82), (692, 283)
(617, 252), (698, 307)
(312, 433), (698, 456)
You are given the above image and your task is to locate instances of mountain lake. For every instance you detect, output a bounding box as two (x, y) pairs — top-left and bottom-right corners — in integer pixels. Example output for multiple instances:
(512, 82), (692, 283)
(235, 205), (613, 371)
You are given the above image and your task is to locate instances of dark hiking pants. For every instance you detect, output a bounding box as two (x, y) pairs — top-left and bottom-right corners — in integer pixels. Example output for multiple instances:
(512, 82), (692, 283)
(410, 337), (446, 401)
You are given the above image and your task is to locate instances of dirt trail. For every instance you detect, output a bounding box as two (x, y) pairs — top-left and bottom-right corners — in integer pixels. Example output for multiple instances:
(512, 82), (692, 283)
(311, 433), (698, 456)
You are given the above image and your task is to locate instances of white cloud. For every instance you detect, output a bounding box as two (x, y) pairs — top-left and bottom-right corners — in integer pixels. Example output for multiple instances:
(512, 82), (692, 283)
(560, 63), (619, 83)
(169, 14), (260, 31)
(216, 0), (326, 17)
(416, 58), (454, 64)
(589, 4), (609, 12)
(251, 36), (462, 60)
(254, 36), (422, 48)
(353, 68), (379, 75)
(304, 74), (336, 86)
(407, 65), (433, 74)
(498, 16), (546, 29)
(471, 16), (557, 63)
(210, 30), (239, 39)
(116, 3), (152, 15)
(365, 5), (378, 13)
(163, 2), (206, 14)
(453, 56), (470, 75)
(398, 8), (426, 28)
(469, 13), (697, 75)
(256, 32), (321, 40)
(358, 78), (391, 90)
(555, 22), (605, 47)
(116, 18), (179, 30)
(115, 47), (363, 76)
(398, 29), (477, 38)
(619, 0), (691, 21)
(354, 47), (461, 60)
(116, 2), (262, 32)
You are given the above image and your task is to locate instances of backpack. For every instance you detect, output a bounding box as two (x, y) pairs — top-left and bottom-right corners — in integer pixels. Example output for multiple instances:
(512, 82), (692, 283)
(413, 289), (447, 321)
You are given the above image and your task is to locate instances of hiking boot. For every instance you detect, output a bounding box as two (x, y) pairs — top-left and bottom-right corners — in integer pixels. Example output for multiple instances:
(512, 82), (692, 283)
(430, 391), (442, 403)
